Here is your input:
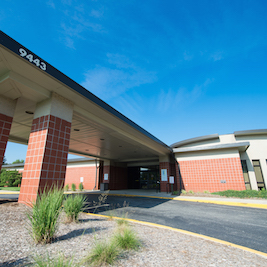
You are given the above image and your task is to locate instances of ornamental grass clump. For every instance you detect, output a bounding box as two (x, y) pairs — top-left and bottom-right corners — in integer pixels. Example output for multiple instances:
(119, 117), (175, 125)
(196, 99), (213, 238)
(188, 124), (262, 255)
(63, 194), (87, 222)
(82, 239), (120, 266)
(26, 187), (64, 244)
(112, 226), (141, 250)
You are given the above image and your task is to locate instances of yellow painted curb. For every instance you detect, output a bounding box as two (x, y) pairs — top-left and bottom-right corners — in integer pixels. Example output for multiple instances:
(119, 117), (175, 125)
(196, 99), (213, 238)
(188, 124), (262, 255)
(108, 193), (267, 209)
(0, 191), (20, 194)
(86, 212), (267, 259)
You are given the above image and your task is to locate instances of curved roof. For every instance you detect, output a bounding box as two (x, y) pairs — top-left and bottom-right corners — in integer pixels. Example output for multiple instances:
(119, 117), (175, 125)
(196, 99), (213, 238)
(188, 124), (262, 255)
(170, 134), (219, 148)
(234, 129), (267, 136)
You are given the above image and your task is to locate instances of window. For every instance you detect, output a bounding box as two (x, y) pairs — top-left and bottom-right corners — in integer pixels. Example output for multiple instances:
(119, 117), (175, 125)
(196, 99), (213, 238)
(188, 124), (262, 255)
(252, 160), (266, 190)
(241, 160), (251, 190)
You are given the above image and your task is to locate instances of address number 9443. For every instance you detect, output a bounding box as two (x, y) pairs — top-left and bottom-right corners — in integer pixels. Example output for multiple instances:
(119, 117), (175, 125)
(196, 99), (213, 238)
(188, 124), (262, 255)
(18, 48), (46, 71)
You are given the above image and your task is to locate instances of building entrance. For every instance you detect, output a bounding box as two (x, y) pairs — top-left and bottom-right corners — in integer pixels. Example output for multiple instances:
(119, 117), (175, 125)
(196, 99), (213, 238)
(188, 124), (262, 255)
(128, 165), (160, 190)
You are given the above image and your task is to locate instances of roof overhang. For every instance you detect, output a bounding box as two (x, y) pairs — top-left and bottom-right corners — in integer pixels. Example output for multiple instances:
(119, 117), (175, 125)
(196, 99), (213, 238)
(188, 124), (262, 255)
(173, 142), (250, 154)
(234, 129), (267, 137)
(0, 31), (172, 162)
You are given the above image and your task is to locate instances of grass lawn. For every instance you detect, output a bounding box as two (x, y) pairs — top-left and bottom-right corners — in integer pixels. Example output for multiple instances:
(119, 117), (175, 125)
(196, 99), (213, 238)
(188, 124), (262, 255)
(0, 187), (20, 191)
(212, 189), (267, 199)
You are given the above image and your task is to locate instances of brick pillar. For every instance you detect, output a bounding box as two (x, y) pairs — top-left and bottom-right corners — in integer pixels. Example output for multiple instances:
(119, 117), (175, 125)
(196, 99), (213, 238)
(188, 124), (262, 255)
(0, 114), (13, 169)
(0, 96), (17, 170)
(159, 155), (176, 193)
(19, 93), (73, 204)
(159, 162), (171, 192)
(102, 160), (110, 184)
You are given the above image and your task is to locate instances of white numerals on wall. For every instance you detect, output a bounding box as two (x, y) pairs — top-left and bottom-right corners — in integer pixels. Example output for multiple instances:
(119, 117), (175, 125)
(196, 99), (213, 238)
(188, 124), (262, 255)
(18, 48), (46, 71)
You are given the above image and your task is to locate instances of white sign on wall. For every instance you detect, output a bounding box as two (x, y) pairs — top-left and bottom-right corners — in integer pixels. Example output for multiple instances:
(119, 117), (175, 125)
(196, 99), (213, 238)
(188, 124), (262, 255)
(169, 176), (174, 184)
(161, 169), (167, 181)
(80, 177), (84, 183)
(104, 173), (109, 181)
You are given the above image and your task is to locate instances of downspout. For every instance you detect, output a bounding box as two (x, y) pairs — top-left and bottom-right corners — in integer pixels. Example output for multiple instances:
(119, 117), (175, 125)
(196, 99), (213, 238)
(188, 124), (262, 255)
(93, 159), (98, 191)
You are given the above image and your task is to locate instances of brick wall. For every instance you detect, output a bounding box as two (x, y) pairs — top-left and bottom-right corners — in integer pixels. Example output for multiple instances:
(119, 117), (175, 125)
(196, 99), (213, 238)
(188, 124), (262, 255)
(177, 157), (246, 192)
(65, 165), (99, 190)
(0, 113), (13, 170)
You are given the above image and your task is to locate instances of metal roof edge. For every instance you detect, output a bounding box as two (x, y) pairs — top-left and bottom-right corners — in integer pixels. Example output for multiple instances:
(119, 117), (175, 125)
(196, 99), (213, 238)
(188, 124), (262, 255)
(173, 142), (250, 153)
(170, 134), (219, 148)
(234, 129), (267, 136)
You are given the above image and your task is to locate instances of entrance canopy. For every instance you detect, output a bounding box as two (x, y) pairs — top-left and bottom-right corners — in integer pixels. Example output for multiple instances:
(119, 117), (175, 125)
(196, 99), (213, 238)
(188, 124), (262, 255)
(0, 31), (171, 162)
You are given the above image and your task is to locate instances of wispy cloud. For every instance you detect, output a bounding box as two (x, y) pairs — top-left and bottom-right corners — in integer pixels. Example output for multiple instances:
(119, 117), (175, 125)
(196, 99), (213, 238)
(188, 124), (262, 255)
(156, 78), (214, 113)
(81, 53), (157, 100)
(56, 3), (105, 49)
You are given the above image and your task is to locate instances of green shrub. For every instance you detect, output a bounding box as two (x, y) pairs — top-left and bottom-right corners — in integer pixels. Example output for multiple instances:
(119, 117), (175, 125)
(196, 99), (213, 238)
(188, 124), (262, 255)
(82, 239), (120, 266)
(203, 190), (210, 194)
(188, 190), (194, 194)
(0, 169), (22, 187)
(181, 189), (187, 194)
(71, 183), (76, 191)
(65, 184), (69, 191)
(112, 225), (141, 250)
(26, 187), (64, 244)
(63, 194), (86, 222)
(79, 182), (83, 191)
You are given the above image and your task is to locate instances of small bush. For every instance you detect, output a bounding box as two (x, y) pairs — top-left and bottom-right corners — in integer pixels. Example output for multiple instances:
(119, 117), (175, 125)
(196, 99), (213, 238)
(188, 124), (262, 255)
(203, 190), (210, 194)
(112, 226), (141, 250)
(188, 190), (194, 194)
(181, 189), (187, 194)
(65, 184), (69, 191)
(71, 183), (76, 191)
(83, 239), (120, 266)
(26, 187), (64, 244)
(79, 182), (84, 191)
(63, 194), (87, 222)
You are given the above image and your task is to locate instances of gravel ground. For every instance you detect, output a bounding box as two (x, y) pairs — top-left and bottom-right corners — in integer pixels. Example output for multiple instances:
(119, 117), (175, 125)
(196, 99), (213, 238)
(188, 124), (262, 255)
(0, 200), (266, 267)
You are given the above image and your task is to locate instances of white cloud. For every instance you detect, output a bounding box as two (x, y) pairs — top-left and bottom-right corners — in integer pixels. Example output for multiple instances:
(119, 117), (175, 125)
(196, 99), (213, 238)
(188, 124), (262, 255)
(81, 53), (157, 100)
(156, 78), (213, 113)
(81, 67), (157, 100)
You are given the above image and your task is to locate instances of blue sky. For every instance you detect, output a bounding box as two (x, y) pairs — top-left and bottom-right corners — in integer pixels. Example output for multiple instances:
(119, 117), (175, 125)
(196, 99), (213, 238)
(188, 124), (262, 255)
(2, 0), (267, 163)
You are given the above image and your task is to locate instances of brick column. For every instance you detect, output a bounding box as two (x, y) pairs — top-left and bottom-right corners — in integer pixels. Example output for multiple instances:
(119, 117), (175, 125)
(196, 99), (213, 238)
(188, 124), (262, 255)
(0, 96), (17, 170)
(102, 160), (110, 184)
(159, 155), (176, 192)
(19, 93), (73, 204)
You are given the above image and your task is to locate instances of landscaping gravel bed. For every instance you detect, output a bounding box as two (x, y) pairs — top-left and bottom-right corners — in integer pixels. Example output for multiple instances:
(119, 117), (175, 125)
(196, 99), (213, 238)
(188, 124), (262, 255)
(0, 201), (266, 266)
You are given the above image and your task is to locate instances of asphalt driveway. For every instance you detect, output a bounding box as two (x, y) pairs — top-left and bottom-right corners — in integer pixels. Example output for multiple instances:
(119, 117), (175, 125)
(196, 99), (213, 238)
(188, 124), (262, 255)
(83, 194), (267, 253)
